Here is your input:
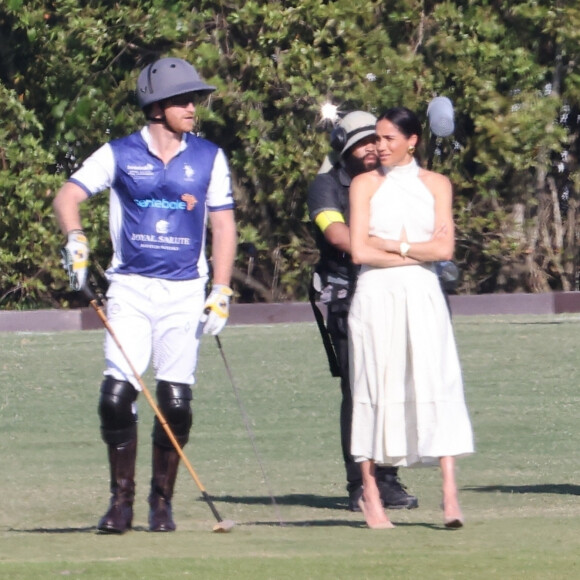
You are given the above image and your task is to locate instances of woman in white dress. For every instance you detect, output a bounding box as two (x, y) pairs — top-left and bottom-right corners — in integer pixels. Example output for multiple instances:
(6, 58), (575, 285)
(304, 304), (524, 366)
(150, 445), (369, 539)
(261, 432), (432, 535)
(348, 107), (474, 529)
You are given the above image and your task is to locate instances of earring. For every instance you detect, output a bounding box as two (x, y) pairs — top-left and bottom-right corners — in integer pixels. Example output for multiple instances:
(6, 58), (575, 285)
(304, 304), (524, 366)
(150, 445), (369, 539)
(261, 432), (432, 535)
(408, 145), (416, 154)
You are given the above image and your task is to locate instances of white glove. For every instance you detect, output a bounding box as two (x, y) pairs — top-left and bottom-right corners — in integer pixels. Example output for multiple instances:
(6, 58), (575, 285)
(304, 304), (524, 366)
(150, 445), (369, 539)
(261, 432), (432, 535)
(61, 229), (89, 291)
(201, 284), (233, 335)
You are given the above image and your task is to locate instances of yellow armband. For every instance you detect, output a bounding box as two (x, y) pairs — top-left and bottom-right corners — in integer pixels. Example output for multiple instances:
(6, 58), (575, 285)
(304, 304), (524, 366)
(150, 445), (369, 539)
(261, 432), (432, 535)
(314, 210), (346, 233)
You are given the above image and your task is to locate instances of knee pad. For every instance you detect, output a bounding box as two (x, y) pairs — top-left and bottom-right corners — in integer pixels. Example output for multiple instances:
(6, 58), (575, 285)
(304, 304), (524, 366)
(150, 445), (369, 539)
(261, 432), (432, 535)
(153, 381), (193, 448)
(98, 377), (138, 446)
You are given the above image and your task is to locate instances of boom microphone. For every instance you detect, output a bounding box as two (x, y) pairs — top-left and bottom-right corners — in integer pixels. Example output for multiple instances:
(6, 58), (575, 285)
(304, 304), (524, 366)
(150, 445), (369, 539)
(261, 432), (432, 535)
(427, 96), (455, 137)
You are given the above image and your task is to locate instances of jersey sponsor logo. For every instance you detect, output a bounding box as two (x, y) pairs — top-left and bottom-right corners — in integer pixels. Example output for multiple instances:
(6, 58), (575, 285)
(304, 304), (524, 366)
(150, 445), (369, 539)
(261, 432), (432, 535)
(183, 164), (195, 181)
(181, 193), (197, 210)
(133, 194), (197, 211)
(127, 163), (155, 178)
(131, 232), (191, 247)
(134, 198), (187, 210)
(156, 220), (169, 234)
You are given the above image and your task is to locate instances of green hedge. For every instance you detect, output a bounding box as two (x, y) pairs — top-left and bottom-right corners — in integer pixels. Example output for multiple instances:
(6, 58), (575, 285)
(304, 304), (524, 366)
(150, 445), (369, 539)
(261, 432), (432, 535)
(1, 1), (580, 308)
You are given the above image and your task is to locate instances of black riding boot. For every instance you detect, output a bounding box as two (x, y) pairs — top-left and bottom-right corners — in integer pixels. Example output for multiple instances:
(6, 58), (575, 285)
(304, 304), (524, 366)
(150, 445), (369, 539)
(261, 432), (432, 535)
(148, 444), (180, 532)
(97, 438), (137, 533)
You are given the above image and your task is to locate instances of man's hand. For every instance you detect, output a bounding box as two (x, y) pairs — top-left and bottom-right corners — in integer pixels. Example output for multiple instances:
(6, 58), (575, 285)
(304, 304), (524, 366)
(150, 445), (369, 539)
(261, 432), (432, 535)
(61, 229), (89, 291)
(201, 284), (233, 335)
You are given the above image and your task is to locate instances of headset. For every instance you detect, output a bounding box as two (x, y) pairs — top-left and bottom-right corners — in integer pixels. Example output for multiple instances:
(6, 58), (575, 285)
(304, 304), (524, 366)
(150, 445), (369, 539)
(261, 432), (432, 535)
(329, 125), (348, 153)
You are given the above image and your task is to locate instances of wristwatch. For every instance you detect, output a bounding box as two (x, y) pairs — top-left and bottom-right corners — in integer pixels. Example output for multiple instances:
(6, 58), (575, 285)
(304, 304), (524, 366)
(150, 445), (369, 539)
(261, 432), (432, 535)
(399, 242), (411, 257)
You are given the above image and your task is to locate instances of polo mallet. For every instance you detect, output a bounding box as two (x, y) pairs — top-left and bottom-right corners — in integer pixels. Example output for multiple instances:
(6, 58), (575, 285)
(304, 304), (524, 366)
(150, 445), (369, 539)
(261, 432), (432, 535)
(84, 286), (235, 533)
(214, 335), (284, 526)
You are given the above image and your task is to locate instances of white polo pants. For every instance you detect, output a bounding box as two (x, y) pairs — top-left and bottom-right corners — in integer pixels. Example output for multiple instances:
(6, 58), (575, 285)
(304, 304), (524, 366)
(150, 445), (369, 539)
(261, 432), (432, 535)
(103, 274), (206, 389)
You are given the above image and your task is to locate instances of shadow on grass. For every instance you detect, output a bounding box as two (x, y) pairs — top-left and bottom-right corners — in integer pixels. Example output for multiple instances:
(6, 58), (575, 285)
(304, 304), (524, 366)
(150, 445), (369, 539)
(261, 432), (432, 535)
(8, 526), (96, 534)
(215, 493), (347, 510)
(7, 525), (151, 534)
(7, 495), (456, 534)
(239, 520), (450, 531)
(464, 483), (580, 495)
(211, 495), (453, 531)
(239, 519), (364, 528)
(7, 520), (450, 533)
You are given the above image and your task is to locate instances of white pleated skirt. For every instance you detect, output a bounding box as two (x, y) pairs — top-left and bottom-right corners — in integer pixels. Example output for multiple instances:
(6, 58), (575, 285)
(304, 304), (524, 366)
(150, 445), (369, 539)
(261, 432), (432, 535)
(348, 264), (474, 467)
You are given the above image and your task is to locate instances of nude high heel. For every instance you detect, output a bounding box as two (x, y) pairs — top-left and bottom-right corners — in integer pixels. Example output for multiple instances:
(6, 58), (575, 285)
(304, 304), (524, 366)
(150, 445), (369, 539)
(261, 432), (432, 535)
(441, 499), (464, 528)
(358, 498), (395, 529)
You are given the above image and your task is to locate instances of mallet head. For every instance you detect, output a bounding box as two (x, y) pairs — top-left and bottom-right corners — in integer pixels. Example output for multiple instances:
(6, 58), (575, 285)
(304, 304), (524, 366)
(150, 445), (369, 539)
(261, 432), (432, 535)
(212, 519), (235, 533)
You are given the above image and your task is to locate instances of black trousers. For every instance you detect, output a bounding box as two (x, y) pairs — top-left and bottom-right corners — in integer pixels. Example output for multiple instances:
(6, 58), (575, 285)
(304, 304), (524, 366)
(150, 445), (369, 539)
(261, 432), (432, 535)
(326, 301), (397, 493)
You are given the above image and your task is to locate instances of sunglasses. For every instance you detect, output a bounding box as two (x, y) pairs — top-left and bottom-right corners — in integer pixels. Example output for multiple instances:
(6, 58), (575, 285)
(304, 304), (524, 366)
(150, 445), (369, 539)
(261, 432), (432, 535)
(165, 92), (203, 107)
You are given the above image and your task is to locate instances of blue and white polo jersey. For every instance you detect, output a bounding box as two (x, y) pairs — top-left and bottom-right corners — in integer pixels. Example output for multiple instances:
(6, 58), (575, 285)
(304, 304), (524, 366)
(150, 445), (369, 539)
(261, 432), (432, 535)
(69, 126), (234, 281)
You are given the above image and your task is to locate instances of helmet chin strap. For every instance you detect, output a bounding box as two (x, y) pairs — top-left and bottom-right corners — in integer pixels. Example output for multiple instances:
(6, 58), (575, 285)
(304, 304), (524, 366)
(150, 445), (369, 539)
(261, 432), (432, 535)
(147, 107), (181, 134)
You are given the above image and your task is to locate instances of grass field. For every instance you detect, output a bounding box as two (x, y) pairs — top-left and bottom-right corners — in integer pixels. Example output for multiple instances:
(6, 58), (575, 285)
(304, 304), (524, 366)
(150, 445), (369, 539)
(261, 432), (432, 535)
(1, 314), (580, 579)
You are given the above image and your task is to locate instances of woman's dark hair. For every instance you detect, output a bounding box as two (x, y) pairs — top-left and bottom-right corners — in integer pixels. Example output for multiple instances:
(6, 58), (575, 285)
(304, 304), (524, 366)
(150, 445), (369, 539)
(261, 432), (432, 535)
(377, 107), (423, 148)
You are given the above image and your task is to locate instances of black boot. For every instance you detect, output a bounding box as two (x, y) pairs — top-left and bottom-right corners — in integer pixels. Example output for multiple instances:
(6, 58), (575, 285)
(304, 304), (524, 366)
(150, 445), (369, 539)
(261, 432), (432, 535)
(148, 444), (180, 532)
(376, 467), (419, 510)
(348, 486), (364, 512)
(346, 454), (364, 512)
(97, 438), (137, 533)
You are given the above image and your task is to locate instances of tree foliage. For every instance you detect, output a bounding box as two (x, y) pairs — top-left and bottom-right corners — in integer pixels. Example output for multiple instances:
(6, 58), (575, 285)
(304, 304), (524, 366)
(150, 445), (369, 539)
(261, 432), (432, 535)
(1, 0), (580, 308)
